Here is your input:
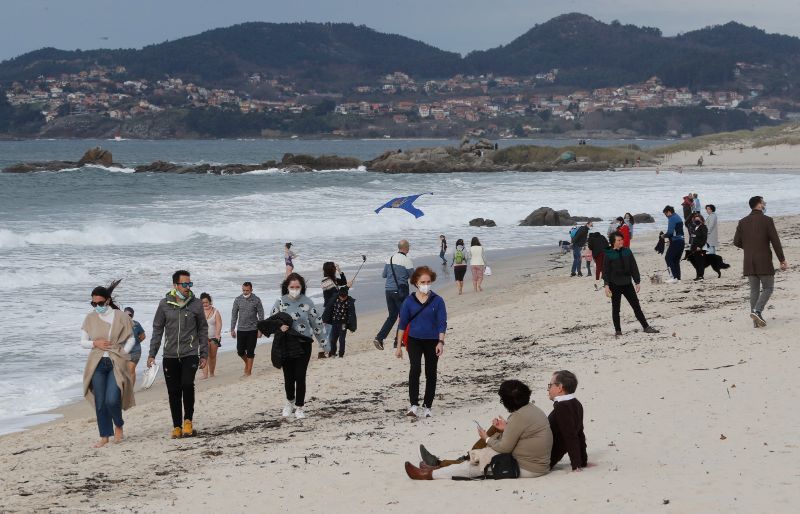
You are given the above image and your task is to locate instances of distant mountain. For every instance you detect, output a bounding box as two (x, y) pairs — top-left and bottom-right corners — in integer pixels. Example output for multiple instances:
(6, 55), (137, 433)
(1, 15), (799, 92)
(0, 22), (462, 87)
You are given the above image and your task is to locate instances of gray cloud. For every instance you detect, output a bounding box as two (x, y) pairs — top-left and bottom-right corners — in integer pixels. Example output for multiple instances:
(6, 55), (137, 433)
(1, 0), (798, 61)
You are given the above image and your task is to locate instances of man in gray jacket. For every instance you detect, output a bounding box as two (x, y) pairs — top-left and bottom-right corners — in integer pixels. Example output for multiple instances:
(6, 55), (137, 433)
(705, 205), (719, 254)
(231, 281), (265, 376)
(148, 270), (208, 439)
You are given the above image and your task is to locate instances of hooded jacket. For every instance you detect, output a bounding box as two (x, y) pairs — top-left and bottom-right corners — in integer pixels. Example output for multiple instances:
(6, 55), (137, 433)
(149, 290), (209, 360)
(602, 247), (641, 286)
(322, 296), (357, 333)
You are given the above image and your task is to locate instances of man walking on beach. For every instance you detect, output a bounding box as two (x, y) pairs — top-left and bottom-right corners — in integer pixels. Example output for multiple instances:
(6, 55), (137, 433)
(662, 206), (685, 283)
(231, 281), (264, 376)
(570, 221), (591, 277)
(733, 196), (787, 328)
(374, 239), (414, 350)
(148, 270), (208, 439)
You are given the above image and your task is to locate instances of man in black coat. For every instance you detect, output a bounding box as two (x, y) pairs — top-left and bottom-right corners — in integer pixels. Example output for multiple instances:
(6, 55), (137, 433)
(570, 221), (592, 277)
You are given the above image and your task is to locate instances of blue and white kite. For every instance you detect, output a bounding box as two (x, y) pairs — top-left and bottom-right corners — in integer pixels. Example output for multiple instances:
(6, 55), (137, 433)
(375, 193), (433, 219)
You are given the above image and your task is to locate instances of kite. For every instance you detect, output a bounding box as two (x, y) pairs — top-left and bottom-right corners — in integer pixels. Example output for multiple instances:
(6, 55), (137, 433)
(374, 193), (433, 219)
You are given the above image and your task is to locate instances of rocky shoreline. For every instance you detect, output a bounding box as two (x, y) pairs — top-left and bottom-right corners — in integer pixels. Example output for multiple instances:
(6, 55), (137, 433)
(3, 139), (656, 174)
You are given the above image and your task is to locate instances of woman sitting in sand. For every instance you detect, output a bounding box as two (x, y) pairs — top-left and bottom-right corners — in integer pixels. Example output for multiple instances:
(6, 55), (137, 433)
(404, 379), (553, 480)
(80, 280), (136, 448)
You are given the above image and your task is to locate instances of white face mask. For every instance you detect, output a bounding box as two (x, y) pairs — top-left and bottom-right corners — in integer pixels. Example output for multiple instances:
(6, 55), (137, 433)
(417, 284), (430, 294)
(242, 293), (251, 299)
(288, 288), (301, 299)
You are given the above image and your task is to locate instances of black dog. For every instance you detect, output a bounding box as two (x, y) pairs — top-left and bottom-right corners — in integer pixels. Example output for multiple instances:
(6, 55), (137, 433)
(684, 250), (731, 280)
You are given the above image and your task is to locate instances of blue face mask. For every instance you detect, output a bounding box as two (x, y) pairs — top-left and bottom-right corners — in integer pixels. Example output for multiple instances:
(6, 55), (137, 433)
(175, 290), (186, 300)
(95, 306), (108, 314)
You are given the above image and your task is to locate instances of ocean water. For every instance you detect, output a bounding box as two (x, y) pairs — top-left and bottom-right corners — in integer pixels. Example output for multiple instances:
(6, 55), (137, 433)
(1, 138), (799, 434)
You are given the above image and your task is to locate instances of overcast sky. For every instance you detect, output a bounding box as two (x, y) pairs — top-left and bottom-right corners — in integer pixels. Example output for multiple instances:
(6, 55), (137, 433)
(2, 0), (797, 62)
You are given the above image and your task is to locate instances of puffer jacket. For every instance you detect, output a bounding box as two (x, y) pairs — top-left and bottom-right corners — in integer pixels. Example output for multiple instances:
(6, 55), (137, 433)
(149, 290), (208, 359)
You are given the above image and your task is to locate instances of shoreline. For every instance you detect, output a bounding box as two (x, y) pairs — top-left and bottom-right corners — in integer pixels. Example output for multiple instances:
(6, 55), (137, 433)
(4, 243), (556, 435)
(0, 215), (797, 512)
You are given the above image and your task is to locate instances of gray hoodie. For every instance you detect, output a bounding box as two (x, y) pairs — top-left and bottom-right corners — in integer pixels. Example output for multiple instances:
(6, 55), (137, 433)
(231, 294), (265, 332)
(149, 290), (209, 359)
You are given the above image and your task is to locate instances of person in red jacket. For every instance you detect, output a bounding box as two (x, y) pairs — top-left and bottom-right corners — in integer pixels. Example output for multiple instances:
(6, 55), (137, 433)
(614, 217), (631, 247)
(547, 370), (588, 471)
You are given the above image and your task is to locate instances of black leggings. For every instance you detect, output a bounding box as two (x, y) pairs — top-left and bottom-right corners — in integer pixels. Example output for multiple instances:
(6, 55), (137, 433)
(407, 337), (439, 408)
(282, 349), (311, 407)
(610, 283), (648, 332)
(163, 356), (199, 428)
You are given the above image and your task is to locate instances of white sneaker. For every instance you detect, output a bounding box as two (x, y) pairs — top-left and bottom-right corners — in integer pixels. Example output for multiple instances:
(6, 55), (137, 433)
(281, 402), (295, 417)
(422, 407), (432, 418)
(294, 408), (306, 419)
(406, 405), (419, 417)
(664, 278), (678, 284)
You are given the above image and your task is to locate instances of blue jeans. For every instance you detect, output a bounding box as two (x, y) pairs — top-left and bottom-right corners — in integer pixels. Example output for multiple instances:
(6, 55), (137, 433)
(665, 239), (685, 280)
(571, 245), (583, 275)
(376, 289), (408, 343)
(91, 357), (123, 437)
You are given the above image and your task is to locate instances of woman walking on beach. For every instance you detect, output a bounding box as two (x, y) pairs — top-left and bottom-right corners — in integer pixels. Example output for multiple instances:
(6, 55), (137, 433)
(439, 235), (448, 265)
(284, 242), (297, 277)
(469, 237), (487, 292)
(395, 266), (447, 418)
(200, 293), (222, 379)
(602, 232), (660, 337)
(123, 307), (145, 388)
(451, 238), (469, 295)
(81, 280), (135, 448)
(624, 212), (635, 242)
(268, 273), (325, 419)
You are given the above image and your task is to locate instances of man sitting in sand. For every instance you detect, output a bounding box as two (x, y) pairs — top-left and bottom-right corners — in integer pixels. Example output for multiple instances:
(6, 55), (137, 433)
(547, 370), (588, 471)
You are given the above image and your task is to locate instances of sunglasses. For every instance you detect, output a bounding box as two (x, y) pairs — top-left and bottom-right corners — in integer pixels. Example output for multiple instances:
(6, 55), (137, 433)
(177, 282), (193, 288)
(90, 300), (107, 307)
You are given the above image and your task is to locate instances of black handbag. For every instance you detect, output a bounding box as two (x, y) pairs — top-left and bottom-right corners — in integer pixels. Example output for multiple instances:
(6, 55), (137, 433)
(485, 453), (520, 479)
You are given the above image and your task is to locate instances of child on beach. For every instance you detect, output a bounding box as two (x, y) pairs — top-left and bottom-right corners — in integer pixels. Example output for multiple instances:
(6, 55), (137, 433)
(547, 370), (588, 471)
(322, 286), (357, 358)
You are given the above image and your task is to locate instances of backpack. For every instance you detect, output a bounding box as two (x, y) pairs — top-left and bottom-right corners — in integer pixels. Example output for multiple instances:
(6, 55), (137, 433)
(454, 247), (465, 265)
(485, 453), (520, 479)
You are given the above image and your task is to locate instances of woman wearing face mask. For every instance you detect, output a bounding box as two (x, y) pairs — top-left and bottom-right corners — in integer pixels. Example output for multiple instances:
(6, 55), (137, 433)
(395, 266), (447, 418)
(623, 212), (635, 241)
(81, 280), (135, 448)
(269, 273), (325, 419)
(450, 239), (470, 295)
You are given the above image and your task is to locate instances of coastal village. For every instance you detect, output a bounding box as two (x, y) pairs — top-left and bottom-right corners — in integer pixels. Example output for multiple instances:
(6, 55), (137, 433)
(3, 63), (789, 136)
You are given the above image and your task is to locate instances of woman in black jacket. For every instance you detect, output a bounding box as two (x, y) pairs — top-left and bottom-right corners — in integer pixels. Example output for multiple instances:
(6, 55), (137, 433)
(602, 232), (659, 337)
(321, 286), (357, 358)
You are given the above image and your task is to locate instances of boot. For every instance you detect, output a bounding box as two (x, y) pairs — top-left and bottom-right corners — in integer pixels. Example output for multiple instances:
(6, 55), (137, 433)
(405, 461), (433, 480)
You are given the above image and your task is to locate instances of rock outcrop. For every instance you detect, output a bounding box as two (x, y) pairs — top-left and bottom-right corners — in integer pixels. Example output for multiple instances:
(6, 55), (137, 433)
(281, 153), (362, 170)
(469, 218), (497, 227)
(2, 147), (120, 173)
(132, 153), (361, 174)
(519, 207), (601, 226)
(633, 213), (655, 223)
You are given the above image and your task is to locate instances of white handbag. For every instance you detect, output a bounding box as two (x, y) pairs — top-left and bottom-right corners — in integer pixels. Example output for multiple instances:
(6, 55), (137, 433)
(484, 266), (492, 276)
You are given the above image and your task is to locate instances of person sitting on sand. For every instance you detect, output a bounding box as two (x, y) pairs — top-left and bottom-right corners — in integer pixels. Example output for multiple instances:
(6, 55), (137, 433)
(81, 280), (135, 448)
(547, 370), (588, 471)
(405, 379), (552, 480)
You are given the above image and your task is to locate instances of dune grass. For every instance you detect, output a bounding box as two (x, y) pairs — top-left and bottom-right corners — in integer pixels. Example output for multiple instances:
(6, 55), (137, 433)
(655, 123), (800, 154)
(492, 145), (653, 165)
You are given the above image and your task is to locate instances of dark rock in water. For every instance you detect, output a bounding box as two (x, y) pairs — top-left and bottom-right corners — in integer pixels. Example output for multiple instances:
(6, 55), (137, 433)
(3, 146), (121, 173)
(132, 160), (314, 174)
(2, 161), (77, 173)
(281, 153), (361, 170)
(469, 218), (497, 227)
(520, 207), (600, 226)
(134, 160), (179, 173)
(633, 213), (655, 223)
(78, 147), (114, 167)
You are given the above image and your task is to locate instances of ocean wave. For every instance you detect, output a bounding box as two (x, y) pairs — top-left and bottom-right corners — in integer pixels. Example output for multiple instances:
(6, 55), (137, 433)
(0, 267), (93, 291)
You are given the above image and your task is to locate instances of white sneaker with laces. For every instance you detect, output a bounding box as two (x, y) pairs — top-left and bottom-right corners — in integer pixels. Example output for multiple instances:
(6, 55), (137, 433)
(406, 405), (419, 417)
(281, 402), (295, 417)
(295, 407), (306, 419)
(422, 407), (432, 418)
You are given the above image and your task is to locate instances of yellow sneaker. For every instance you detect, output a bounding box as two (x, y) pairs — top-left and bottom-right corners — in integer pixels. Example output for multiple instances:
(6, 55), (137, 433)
(171, 427), (182, 439)
(182, 419), (194, 437)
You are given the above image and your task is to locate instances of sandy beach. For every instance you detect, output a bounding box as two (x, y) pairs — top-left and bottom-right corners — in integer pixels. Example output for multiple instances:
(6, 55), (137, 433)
(660, 144), (800, 171)
(0, 213), (797, 513)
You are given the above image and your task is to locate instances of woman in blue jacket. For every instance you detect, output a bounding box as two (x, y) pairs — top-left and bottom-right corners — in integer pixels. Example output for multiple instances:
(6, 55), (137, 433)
(395, 266), (447, 419)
